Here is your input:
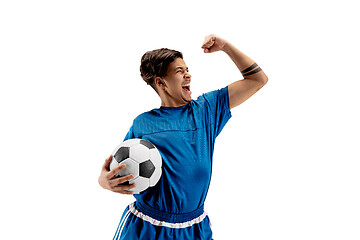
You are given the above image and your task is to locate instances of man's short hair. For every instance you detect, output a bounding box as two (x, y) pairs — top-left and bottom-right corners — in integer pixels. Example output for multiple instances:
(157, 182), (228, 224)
(140, 48), (183, 92)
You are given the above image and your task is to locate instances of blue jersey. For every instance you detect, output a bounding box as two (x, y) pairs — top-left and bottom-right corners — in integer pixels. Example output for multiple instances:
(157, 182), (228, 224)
(114, 86), (232, 239)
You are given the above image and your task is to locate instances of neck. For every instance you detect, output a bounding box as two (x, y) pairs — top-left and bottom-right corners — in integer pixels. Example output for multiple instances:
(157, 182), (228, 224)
(160, 99), (189, 108)
(159, 93), (188, 108)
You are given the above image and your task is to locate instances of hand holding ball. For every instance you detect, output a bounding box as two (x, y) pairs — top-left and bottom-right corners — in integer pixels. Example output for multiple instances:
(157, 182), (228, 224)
(109, 139), (162, 194)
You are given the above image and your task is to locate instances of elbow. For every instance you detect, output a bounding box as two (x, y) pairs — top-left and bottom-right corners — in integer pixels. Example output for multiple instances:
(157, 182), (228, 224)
(262, 76), (269, 84)
(259, 72), (268, 84)
(254, 76), (268, 86)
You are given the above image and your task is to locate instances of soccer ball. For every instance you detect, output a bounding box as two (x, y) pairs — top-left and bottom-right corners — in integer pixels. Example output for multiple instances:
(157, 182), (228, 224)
(109, 138), (162, 194)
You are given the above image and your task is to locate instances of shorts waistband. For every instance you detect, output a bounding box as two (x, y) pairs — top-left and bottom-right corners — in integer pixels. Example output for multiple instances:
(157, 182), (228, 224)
(133, 201), (205, 224)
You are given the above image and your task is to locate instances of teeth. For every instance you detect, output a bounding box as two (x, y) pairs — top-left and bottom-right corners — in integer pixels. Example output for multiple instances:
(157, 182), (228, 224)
(182, 83), (190, 87)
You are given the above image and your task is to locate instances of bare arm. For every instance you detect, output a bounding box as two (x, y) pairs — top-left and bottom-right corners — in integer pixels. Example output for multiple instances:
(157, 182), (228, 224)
(201, 34), (268, 109)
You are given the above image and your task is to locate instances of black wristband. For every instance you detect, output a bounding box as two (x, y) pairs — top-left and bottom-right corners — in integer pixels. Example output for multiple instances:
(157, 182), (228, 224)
(243, 67), (263, 76)
(241, 63), (258, 74)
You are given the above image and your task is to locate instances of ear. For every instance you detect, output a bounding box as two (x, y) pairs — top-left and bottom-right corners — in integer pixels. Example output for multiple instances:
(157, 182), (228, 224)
(155, 77), (166, 89)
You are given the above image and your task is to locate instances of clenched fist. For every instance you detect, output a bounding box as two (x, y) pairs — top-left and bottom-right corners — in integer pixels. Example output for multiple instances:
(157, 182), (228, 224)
(201, 34), (229, 53)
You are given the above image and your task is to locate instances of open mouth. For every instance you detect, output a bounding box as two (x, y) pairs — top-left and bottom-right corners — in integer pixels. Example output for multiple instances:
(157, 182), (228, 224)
(182, 83), (191, 92)
(182, 86), (190, 91)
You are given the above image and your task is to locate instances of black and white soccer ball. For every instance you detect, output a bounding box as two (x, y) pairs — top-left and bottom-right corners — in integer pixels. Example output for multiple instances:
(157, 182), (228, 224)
(109, 138), (162, 194)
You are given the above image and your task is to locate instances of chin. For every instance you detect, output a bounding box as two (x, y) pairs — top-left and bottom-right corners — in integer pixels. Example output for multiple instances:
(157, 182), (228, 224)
(183, 94), (192, 103)
(183, 97), (192, 103)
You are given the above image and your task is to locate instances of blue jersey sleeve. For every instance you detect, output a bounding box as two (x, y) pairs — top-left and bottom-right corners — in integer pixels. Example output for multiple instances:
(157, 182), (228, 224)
(202, 86), (232, 138)
(123, 125), (135, 141)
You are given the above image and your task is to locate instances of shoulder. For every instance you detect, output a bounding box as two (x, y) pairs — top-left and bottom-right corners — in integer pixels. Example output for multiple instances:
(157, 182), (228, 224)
(130, 108), (164, 135)
(193, 86), (229, 108)
(133, 109), (158, 124)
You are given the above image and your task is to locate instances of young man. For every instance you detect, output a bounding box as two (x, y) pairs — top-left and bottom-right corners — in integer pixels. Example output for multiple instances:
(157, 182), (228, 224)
(99, 34), (268, 239)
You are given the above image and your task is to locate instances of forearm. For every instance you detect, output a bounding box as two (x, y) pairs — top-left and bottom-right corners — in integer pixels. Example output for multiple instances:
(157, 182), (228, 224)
(222, 42), (268, 82)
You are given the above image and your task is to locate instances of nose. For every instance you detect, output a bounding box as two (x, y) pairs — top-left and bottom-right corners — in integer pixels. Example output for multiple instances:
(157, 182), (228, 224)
(184, 71), (191, 80)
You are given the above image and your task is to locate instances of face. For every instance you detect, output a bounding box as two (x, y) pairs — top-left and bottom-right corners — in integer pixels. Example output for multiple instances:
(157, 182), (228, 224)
(157, 58), (192, 107)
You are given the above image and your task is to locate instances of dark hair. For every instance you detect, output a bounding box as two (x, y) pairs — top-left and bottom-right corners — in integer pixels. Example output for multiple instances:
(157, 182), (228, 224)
(140, 48), (183, 92)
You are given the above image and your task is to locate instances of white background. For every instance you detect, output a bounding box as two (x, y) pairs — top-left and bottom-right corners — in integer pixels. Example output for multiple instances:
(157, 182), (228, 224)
(1, 0), (359, 239)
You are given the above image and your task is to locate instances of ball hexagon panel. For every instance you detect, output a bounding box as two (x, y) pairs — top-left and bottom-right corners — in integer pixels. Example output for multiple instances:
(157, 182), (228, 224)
(129, 176), (150, 194)
(129, 144), (150, 163)
(116, 158), (139, 179)
(149, 148), (162, 168)
(113, 146), (129, 163)
(139, 160), (155, 178)
(149, 168), (162, 187)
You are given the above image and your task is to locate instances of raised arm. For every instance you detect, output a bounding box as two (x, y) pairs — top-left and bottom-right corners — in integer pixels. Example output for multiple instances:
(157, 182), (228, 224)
(201, 34), (268, 109)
